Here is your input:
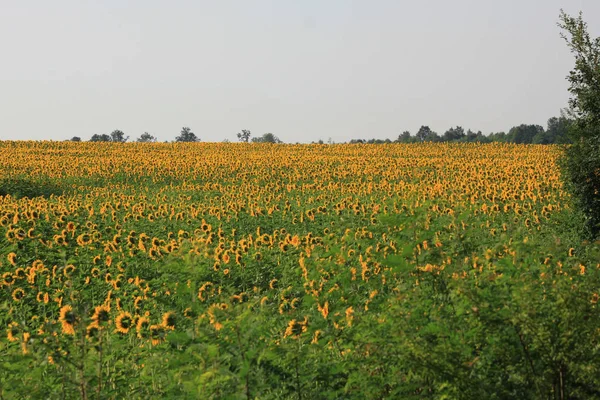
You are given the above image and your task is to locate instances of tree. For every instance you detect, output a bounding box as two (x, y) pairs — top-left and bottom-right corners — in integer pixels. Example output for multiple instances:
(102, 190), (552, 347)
(110, 130), (128, 143)
(251, 133), (282, 143)
(416, 126), (439, 142)
(237, 129), (252, 143)
(543, 115), (572, 144)
(396, 131), (412, 143)
(175, 127), (199, 142)
(89, 134), (111, 142)
(488, 131), (507, 142)
(70, 136), (81, 142)
(442, 126), (465, 142)
(506, 124), (544, 144)
(137, 132), (157, 143)
(559, 10), (600, 238)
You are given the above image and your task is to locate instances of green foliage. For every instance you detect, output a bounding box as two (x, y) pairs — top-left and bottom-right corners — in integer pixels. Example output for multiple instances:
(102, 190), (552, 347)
(416, 125), (439, 142)
(175, 127), (199, 142)
(237, 129), (252, 143)
(110, 130), (128, 143)
(137, 132), (157, 143)
(559, 10), (600, 239)
(251, 133), (283, 144)
(561, 134), (600, 238)
(506, 124), (544, 144)
(0, 176), (64, 198)
(89, 134), (111, 142)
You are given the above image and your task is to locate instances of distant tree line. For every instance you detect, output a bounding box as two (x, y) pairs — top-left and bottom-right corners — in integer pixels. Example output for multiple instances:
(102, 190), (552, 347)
(68, 117), (572, 145)
(69, 128), (285, 144)
(69, 127), (199, 143)
(348, 116), (572, 145)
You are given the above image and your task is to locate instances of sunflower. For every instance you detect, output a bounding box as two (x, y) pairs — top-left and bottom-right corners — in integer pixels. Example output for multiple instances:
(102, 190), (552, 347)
(12, 288), (25, 302)
(2, 272), (14, 286)
(149, 324), (166, 345)
(20, 331), (30, 354)
(318, 301), (329, 319)
(161, 312), (176, 330)
(183, 307), (196, 319)
(14, 268), (26, 279)
(136, 316), (150, 339)
(59, 305), (77, 335)
(91, 304), (111, 324)
(345, 306), (354, 327)
(66, 221), (76, 232)
(283, 317), (308, 339)
(134, 296), (144, 310)
(63, 264), (76, 277)
(86, 321), (100, 339)
(115, 297), (123, 311)
(76, 233), (91, 246)
(7, 252), (17, 266)
(222, 252), (231, 264)
(115, 312), (133, 334)
(148, 247), (159, 259)
(311, 330), (322, 344)
(7, 322), (19, 342)
(15, 228), (26, 240)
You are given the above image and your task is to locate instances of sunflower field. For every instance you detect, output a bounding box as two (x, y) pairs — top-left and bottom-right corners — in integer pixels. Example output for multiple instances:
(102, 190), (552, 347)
(0, 141), (599, 399)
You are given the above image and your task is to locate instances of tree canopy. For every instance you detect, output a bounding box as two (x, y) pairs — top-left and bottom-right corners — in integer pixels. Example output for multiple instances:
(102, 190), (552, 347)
(251, 133), (282, 143)
(559, 10), (600, 238)
(175, 127), (199, 142)
(137, 132), (157, 143)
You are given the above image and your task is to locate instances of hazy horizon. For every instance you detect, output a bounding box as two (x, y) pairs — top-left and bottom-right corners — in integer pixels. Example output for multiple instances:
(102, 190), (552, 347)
(1, 1), (599, 143)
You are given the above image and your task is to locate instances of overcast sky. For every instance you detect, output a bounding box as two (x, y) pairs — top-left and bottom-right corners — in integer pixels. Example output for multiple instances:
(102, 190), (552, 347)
(1, 1), (599, 143)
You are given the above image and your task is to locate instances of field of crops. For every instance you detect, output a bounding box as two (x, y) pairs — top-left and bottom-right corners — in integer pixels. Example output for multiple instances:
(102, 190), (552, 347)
(1, 141), (599, 399)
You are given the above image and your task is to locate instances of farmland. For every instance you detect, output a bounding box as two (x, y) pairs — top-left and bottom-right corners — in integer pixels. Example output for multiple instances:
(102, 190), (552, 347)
(1, 141), (599, 399)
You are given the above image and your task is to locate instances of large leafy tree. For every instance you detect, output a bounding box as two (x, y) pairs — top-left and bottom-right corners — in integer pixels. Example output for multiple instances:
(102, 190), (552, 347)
(415, 126), (439, 142)
(89, 134), (111, 142)
(137, 132), (157, 142)
(237, 129), (252, 143)
(110, 130), (128, 142)
(175, 127), (199, 142)
(396, 131), (412, 143)
(559, 10), (600, 238)
(442, 126), (465, 142)
(506, 124), (544, 144)
(251, 133), (282, 143)
(533, 116), (572, 144)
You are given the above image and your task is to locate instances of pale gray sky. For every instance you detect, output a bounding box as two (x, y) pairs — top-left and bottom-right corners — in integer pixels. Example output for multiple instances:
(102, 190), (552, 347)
(1, 0), (599, 143)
